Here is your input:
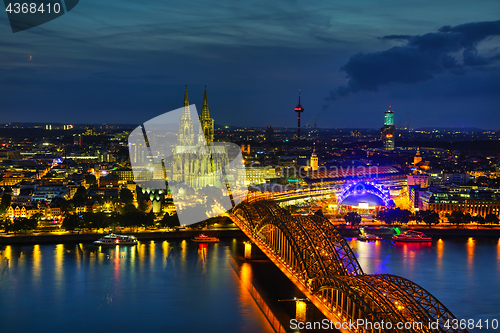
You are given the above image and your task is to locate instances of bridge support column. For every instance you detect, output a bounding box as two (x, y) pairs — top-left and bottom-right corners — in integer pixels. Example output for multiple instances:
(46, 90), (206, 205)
(243, 241), (265, 260)
(244, 241), (253, 259)
(296, 299), (313, 323)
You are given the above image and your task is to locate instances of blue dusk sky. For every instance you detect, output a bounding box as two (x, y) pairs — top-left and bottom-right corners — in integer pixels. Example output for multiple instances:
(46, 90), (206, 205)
(0, 0), (499, 129)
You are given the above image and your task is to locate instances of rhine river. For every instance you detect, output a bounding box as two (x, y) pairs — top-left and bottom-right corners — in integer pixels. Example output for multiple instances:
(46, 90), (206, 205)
(0, 237), (499, 332)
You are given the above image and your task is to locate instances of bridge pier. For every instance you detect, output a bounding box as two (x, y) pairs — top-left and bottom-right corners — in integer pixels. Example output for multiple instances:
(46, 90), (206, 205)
(243, 241), (266, 260)
(295, 299), (314, 322)
(244, 241), (253, 259)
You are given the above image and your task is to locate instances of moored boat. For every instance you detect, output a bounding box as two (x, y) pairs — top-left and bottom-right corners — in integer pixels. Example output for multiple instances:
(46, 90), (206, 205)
(94, 233), (138, 245)
(392, 230), (432, 242)
(192, 234), (219, 243)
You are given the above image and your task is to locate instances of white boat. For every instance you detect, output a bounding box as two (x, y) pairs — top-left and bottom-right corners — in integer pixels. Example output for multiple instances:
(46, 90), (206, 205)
(94, 233), (138, 245)
(392, 230), (432, 242)
(191, 234), (219, 243)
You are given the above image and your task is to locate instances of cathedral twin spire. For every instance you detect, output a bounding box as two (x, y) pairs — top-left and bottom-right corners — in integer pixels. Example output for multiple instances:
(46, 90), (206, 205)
(177, 85), (214, 146)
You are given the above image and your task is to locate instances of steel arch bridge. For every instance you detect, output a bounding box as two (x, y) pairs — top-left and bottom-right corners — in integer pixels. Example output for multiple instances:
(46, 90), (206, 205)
(229, 201), (467, 333)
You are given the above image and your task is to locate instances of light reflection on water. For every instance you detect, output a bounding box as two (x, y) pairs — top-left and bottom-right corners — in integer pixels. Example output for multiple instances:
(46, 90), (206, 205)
(0, 240), (273, 333)
(349, 237), (500, 329)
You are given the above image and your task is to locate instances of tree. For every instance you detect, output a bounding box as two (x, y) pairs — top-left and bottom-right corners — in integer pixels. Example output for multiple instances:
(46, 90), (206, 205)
(377, 208), (412, 225)
(82, 212), (108, 231)
(9, 218), (38, 232)
(474, 215), (486, 226)
(423, 211), (440, 226)
(485, 213), (499, 225)
(464, 213), (473, 225)
(59, 199), (74, 215)
(0, 193), (11, 214)
(120, 187), (134, 205)
(72, 186), (87, 207)
(448, 210), (465, 226)
(84, 175), (98, 188)
(344, 212), (361, 226)
(62, 214), (80, 232)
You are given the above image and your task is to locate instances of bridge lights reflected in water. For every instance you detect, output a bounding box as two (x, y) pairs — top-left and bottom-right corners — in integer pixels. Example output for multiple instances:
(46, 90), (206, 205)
(467, 237), (475, 269)
(162, 241), (169, 269)
(32, 244), (41, 282)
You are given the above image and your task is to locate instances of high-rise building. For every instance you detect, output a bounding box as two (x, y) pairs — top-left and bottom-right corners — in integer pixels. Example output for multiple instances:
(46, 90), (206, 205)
(294, 90), (304, 140)
(265, 125), (273, 142)
(380, 106), (395, 150)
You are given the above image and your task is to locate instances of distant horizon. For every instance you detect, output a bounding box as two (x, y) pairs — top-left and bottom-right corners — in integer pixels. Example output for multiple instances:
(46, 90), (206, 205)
(1, 121), (499, 131)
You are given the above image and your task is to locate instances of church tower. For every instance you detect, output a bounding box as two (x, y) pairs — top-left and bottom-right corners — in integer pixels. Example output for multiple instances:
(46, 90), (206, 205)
(413, 148), (422, 165)
(177, 85), (194, 146)
(199, 86), (214, 144)
(310, 147), (318, 171)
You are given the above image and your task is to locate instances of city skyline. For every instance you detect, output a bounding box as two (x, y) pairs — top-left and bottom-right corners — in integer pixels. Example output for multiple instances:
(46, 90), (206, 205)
(0, 1), (499, 129)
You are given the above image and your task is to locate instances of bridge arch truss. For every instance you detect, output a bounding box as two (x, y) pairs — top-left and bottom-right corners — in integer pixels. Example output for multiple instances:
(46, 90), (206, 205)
(231, 201), (466, 333)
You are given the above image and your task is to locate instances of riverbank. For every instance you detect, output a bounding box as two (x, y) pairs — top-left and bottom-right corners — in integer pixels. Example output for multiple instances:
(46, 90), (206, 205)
(348, 225), (500, 238)
(0, 229), (246, 245)
(2, 225), (500, 245)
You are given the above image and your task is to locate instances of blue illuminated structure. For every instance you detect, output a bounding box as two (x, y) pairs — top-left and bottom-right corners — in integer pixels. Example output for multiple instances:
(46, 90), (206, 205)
(337, 181), (391, 209)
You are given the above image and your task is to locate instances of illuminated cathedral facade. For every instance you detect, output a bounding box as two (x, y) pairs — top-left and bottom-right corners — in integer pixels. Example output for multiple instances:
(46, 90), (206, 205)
(171, 86), (228, 190)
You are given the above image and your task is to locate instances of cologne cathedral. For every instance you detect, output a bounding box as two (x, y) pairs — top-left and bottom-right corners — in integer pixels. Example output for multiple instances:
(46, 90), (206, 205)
(171, 86), (229, 190)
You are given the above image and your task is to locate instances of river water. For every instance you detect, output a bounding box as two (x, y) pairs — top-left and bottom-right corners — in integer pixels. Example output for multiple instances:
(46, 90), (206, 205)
(0, 237), (499, 333)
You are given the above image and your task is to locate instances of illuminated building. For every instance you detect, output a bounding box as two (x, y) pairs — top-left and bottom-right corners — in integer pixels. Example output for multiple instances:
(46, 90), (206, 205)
(129, 142), (146, 164)
(419, 188), (500, 217)
(407, 175), (429, 188)
(310, 148), (318, 172)
(239, 167), (281, 186)
(443, 173), (470, 185)
(337, 181), (391, 214)
(413, 148), (422, 164)
(294, 90), (304, 140)
(115, 167), (134, 182)
(240, 144), (250, 154)
(171, 86), (230, 190)
(302, 165), (405, 186)
(380, 106), (395, 150)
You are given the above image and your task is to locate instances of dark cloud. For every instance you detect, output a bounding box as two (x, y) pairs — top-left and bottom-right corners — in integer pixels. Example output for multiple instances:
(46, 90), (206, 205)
(327, 20), (500, 100)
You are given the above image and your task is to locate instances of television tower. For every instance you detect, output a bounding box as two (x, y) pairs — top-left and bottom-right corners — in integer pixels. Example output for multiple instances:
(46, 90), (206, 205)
(294, 90), (304, 139)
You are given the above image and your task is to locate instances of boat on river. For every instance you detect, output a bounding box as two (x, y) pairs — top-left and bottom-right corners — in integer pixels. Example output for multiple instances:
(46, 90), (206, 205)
(192, 234), (219, 242)
(94, 233), (138, 245)
(392, 230), (432, 242)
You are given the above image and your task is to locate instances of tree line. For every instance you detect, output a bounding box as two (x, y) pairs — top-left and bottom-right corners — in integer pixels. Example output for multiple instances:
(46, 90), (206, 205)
(342, 208), (500, 226)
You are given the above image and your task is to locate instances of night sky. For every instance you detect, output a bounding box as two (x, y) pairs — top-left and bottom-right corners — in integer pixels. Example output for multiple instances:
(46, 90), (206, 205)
(0, 0), (499, 129)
